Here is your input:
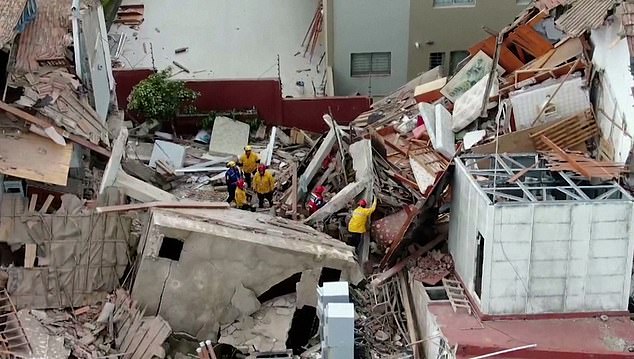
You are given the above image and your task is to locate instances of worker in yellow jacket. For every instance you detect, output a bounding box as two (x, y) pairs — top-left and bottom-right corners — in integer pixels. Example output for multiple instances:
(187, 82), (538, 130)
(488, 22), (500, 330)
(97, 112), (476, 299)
(347, 197), (377, 255)
(238, 145), (260, 188)
(253, 164), (276, 208)
(234, 179), (253, 211)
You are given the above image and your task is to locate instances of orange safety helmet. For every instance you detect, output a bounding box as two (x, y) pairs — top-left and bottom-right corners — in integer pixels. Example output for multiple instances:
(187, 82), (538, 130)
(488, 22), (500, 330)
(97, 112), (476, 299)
(358, 199), (368, 207)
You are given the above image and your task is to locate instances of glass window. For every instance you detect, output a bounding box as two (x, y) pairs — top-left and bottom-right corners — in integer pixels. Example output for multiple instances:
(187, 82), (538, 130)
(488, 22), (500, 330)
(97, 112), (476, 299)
(433, 0), (476, 8)
(350, 52), (392, 76)
(449, 50), (469, 75)
(429, 52), (445, 70)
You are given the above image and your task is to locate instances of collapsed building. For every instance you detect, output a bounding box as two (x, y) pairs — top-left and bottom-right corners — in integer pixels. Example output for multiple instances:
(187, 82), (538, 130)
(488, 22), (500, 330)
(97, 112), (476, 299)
(2, 0), (634, 358)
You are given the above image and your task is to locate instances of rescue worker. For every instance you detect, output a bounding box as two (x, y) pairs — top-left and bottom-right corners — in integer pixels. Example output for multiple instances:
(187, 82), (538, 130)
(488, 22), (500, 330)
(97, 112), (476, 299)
(347, 197), (377, 255)
(253, 164), (276, 208)
(307, 186), (327, 215)
(234, 179), (253, 211)
(238, 145), (260, 188)
(225, 161), (242, 204)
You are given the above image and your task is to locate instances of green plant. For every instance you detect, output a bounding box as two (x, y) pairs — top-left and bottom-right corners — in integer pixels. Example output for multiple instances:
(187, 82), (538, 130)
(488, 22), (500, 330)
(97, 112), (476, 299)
(127, 68), (199, 127)
(201, 114), (215, 131)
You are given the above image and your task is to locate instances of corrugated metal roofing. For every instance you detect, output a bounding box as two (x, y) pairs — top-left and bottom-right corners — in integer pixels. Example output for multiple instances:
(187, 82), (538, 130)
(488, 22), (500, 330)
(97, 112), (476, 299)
(555, 0), (617, 37)
(0, 0), (28, 46)
(534, 0), (570, 11)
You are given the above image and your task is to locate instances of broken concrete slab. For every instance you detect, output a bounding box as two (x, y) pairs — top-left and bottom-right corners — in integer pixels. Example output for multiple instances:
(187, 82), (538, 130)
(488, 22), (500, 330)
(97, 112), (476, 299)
(208, 116), (250, 157)
(231, 283), (261, 318)
(261, 126), (277, 166)
(132, 208), (361, 340)
(298, 117), (336, 197)
(434, 104), (456, 159)
(19, 310), (70, 359)
(100, 128), (177, 202)
(305, 181), (366, 224)
(296, 270), (319, 309)
(349, 139), (374, 201)
(219, 294), (296, 353)
(149, 140), (186, 169)
(463, 130), (487, 150)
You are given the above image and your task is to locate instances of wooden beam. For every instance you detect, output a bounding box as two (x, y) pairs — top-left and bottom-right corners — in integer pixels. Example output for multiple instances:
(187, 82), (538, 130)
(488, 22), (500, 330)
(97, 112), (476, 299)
(0, 101), (110, 158)
(540, 135), (592, 178)
(95, 201), (230, 213)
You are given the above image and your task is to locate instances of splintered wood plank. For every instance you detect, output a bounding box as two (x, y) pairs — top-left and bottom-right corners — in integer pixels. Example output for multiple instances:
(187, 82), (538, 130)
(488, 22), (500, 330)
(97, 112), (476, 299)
(530, 111), (598, 151)
(540, 135), (592, 178)
(24, 244), (36, 268)
(0, 133), (72, 186)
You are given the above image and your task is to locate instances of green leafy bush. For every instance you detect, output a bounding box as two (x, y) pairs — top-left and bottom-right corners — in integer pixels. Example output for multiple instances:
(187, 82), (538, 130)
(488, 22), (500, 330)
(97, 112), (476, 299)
(127, 68), (199, 123)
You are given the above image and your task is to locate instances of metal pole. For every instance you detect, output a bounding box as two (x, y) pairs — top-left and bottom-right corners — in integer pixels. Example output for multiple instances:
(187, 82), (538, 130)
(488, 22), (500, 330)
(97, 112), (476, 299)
(470, 344), (537, 359)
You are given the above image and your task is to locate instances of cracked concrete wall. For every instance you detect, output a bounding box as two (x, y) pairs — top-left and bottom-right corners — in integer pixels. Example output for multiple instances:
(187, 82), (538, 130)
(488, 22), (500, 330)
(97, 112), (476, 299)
(132, 208), (361, 339)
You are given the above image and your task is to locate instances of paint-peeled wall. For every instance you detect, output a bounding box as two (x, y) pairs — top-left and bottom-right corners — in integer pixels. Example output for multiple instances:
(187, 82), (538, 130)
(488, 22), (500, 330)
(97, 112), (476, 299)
(331, 0), (410, 97)
(591, 20), (634, 163)
(484, 202), (634, 315)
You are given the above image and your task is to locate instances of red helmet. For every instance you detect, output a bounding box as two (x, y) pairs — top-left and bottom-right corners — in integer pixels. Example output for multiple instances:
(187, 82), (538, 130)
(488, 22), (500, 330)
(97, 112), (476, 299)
(258, 164), (266, 173)
(358, 199), (368, 207)
(237, 179), (246, 189)
(314, 186), (326, 195)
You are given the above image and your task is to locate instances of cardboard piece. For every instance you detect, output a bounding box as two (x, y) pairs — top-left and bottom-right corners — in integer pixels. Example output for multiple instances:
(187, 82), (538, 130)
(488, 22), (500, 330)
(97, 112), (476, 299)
(208, 116), (250, 157)
(414, 77), (447, 103)
(149, 140), (186, 169)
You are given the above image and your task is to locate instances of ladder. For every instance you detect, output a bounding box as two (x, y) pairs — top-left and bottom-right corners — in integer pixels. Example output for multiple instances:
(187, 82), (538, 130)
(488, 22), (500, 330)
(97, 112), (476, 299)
(442, 278), (472, 315)
(0, 289), (32, 358)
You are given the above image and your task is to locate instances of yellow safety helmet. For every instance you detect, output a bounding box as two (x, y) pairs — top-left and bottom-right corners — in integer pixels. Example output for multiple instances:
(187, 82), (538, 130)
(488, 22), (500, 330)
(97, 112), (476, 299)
(227, 161), (236, 167)
(244, 145), (252, 151)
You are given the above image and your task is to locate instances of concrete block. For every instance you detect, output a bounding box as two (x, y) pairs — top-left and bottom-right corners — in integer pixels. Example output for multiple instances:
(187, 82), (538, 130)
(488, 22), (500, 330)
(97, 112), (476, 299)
(497, 223), (532, 243)
(564, 295), (585, 311)
(490, 260), (529, 280)
(565, 278), (586, 296)
(530, 260), (567, 278)
(532, 241), (569, 261)
(571, 205), (593, 241)
(488, 296), (527, 314)
(570, 242), (590, 259)
(592, 203), (630, 221)
(589, 258), (627, 276)
(585, 293), (624, 311)
(591, 222), (628, 240)
(489, 278), (525, 298)
(586, 275), (624, 294)
(149, 140), (186, 169)
(533, 224), (570, 242)
(527, 296), (564, 313)
(492, 241), (531, 261)
(590, 239), (628, 257)
(208, 116), (250, 157)
(498, 206), (532, 224)
(529, 278), (565, 296)
(534, 205), (570, 223)
(568, 259), (589, 275)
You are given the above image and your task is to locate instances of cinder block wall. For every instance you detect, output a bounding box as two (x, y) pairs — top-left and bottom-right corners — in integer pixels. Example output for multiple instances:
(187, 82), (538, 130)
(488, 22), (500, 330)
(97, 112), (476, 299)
(449, 161), (634, 316)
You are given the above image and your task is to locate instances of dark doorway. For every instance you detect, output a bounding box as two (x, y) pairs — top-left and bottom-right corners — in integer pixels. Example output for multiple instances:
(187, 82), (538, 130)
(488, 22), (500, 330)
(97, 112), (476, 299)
(257, 272), (302, 303)
(474, 232), (485, 298)
(0, 48), (9, 97)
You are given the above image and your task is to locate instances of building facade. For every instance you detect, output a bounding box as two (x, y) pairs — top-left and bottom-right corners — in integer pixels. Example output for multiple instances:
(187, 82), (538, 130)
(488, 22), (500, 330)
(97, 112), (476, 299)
(326, 0), (529, 97)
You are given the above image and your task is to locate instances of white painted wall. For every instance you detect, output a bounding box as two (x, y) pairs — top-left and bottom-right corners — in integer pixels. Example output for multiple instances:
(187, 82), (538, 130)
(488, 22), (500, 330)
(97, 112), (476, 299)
(485, 202), (634, 315)
(591, 20), (634, 163)
(331, 0), (410, 97)
(449, 161), (634, 315)
(448, 160), (494, 303)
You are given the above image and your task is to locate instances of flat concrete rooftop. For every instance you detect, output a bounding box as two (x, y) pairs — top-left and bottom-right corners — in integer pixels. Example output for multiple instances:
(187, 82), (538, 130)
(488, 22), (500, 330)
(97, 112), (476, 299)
(110, 0), (325, 98)
(429, 303), (634, 358)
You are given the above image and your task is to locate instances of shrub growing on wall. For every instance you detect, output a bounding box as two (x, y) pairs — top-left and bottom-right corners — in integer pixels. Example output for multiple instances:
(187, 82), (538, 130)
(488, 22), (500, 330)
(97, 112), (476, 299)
(127, 68), (199, 133)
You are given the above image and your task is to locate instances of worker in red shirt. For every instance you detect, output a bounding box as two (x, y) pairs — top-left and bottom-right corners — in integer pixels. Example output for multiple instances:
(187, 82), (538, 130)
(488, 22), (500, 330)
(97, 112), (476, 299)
(307, 186), (327, 214)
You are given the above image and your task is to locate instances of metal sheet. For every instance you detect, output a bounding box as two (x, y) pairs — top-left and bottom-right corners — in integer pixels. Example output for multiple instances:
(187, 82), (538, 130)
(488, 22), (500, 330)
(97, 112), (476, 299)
(371, 205), (418, 251)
